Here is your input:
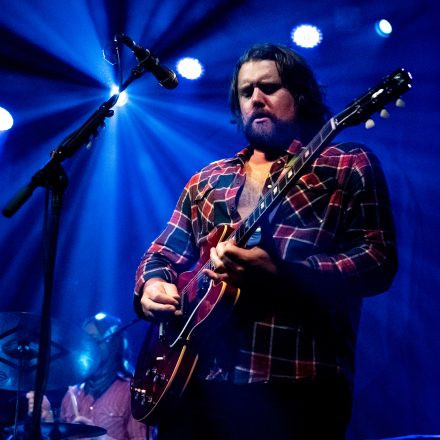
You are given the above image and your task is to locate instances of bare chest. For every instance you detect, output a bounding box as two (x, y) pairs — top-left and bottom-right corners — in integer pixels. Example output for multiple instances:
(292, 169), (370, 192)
(237, 161), (273, 219)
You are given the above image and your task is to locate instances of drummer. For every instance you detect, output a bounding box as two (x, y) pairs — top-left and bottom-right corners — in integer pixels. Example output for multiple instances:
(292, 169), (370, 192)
(27, 313), (146, 440)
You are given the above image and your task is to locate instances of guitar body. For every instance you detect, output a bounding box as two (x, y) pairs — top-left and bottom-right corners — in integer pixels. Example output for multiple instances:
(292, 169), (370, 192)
(131, 225), (241, 424)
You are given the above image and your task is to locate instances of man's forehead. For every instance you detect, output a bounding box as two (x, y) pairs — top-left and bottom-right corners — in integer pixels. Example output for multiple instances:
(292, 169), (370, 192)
(238, 59), (281, 85)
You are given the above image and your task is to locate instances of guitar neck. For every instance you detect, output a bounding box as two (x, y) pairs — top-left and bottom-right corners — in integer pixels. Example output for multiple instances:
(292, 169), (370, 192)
(233, 117), (338, 247)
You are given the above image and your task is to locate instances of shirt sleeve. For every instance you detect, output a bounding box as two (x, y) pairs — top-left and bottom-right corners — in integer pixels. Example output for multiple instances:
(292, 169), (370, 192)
(277, 147), (398, 298)
(134, 176), (199, 313)
(59, 389), (74, 422)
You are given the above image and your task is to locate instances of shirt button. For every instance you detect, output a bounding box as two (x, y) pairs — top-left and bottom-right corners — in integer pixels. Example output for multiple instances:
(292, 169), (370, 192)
(267, 184), (272, 188)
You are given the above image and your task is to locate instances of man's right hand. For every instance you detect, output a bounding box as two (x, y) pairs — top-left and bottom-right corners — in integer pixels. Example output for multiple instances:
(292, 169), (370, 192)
(140, 278), (181, 321)
(26, 391), (54, 422)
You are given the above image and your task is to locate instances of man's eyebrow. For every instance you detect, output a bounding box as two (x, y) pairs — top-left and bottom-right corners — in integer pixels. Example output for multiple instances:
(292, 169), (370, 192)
(239, 80), (282, 87)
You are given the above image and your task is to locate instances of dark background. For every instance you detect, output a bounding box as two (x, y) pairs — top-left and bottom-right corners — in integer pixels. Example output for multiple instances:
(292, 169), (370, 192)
(1, 1), (439, 438)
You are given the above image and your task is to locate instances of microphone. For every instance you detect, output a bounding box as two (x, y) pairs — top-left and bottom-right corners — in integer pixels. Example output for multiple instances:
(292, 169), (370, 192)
(115, 33), (178, 89)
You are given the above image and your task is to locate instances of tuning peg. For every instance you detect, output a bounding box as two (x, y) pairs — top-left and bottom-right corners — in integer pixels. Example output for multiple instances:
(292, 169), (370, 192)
(365, 119), (375, 129)
(380, 109), (390, 119)
(396, 98), (406, 108)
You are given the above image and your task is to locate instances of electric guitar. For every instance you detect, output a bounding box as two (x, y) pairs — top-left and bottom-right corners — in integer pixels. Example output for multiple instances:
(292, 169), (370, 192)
(131, 68), (412, 424)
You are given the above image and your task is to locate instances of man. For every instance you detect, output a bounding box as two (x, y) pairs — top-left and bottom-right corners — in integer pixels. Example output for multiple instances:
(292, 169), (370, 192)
(27, 314), (146, 440)
(134, 43), (397, 439)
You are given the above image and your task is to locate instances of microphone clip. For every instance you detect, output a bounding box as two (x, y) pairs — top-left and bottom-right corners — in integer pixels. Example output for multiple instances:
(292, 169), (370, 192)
(114, 33), (178, 89)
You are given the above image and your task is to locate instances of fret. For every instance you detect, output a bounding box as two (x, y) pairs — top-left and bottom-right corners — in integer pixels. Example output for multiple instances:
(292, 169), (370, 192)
(249, 210), (256, 226)
(235, 223), (244, 243)
(292, 155), (303, 174)
(279, 174), (288, 191)
(264, 188), (273, 206)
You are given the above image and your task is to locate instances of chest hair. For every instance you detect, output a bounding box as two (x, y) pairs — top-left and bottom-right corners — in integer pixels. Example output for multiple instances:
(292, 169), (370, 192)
(237, 160), (273, 219)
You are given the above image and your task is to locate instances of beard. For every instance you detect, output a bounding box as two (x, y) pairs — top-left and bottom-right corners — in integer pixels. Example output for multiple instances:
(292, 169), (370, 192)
(242, 112), (299, 153)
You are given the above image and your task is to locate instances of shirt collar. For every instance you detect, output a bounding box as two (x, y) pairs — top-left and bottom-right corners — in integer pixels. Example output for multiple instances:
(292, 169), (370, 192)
(233, 139), (304, 164)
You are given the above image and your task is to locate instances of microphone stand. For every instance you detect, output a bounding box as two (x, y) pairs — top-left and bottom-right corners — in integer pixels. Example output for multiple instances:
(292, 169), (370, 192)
(2, 57), (168, 439)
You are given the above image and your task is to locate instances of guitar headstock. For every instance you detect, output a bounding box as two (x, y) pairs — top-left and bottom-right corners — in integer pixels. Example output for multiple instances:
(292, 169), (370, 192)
(334, 68), (412, 130)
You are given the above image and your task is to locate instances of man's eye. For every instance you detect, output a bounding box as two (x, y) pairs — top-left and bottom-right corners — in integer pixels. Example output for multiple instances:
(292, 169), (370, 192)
(259, 83), (282, 94)
(239, 87), (253, 98)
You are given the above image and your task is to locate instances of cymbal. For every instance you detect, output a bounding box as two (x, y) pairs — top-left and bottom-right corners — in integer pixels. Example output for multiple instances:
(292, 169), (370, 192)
(6, 422), (107, 439)
(0, 312), (101, 390)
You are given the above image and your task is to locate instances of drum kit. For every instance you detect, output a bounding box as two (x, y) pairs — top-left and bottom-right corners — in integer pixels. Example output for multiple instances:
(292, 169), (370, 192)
(0, 312), (106, 439)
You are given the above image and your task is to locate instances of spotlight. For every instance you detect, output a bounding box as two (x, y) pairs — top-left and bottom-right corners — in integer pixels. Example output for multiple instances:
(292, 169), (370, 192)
(0, 106), (13, 131)
(176, 57), (203, 80)
(95, 312), (107, 320)
(375, 19), (392, 37)
(291, 24), (323, 48)
(110, 86), (128, 107)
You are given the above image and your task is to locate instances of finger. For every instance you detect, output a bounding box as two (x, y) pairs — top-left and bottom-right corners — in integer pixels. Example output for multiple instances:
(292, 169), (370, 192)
(210, 247), (225, 272)
(212, 243), (239, 269)
(203, 268), (218, 280)
(142, 297), (178, 313)
(222, 242), (250, 263)
(162, 283), (180, 301)
(145, 281), (180, 305)
(148, 289), (180, 306)
(203, 268), (227, 284)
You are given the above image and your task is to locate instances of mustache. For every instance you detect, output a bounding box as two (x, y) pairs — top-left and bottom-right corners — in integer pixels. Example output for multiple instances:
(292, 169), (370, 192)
(248, 111), (275, 123)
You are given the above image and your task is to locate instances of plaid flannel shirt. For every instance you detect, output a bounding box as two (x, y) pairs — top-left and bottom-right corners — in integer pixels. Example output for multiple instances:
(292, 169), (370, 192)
(134, 139), (397, 387)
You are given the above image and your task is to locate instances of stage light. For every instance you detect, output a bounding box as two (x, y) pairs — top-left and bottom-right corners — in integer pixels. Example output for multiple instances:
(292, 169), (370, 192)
(176, 57), (204, 80)
(291, 24), (323, 48)
(375, 19), (392, 37)
(0, 106), (13, 131)
(110, 86), (128, 107)
(95, 312), (106, 320)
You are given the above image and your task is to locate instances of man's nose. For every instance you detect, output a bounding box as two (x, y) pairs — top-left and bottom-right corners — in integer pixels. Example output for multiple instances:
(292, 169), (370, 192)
(251, 87), (265, 107)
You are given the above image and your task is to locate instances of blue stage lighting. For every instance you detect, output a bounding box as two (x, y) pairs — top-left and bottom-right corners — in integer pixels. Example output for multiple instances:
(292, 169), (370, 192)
(95, 312), (107, 320)
(375, 19), (392, 37)
(176, 57), (204, 80)
(0, 106), (13, 131)
(291, 24), (323, 48)
(110, 86), (128, 107)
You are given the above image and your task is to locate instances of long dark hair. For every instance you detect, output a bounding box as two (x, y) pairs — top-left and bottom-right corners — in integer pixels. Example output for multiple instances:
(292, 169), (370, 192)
(229, 43), (330, 140)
